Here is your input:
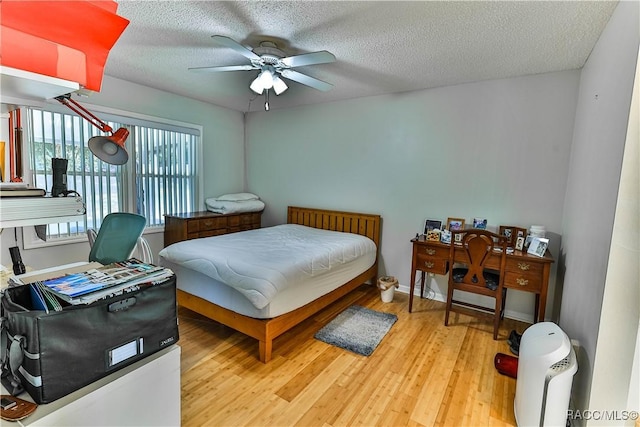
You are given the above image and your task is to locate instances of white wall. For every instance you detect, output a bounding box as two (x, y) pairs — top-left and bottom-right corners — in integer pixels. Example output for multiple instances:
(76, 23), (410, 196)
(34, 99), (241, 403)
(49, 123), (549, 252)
(0, 76), (245, 270)
(558, 0), (639, 420)
(589, 45), (639, 427)
(589, 46), (639, 425)
(246, 70), (580, 322)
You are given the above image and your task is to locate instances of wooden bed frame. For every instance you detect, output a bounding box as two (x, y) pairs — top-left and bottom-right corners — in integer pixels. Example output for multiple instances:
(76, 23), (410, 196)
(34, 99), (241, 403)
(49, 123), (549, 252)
(176, 206), (381, 363)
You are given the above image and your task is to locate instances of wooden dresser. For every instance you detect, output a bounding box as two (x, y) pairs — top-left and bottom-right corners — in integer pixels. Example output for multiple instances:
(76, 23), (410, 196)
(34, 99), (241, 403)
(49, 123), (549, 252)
(164, 210), (262, 247)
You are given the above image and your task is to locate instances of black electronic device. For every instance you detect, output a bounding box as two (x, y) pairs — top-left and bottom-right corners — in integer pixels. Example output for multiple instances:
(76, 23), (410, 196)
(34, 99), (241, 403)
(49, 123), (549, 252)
(9, 246), (26, 275)
(0, 397), (16, 410)
(51, 157), (68, 197)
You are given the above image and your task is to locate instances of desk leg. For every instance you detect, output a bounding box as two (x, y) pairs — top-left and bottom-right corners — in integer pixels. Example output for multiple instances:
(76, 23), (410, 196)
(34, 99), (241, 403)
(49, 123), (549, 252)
(534, 294), (540, 323)
(420, 271), (426, 298)
(409, 268), (417, 313)
(535, 263), (550, 322)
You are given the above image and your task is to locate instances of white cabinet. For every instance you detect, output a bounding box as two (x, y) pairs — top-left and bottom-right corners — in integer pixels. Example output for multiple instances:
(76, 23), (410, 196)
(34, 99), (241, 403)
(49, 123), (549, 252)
(16, 345), (181, 426)
(0, 66), (79, 103)
(0, 196), (86, 229)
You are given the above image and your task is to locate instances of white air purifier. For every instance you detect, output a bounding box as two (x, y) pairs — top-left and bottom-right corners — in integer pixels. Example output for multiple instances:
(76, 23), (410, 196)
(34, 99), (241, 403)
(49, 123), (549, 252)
(514, 322), (578, 427)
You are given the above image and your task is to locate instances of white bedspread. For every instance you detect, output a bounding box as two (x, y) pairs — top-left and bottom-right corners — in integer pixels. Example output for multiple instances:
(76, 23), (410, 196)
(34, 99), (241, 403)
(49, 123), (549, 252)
(158, 224), (376, 310)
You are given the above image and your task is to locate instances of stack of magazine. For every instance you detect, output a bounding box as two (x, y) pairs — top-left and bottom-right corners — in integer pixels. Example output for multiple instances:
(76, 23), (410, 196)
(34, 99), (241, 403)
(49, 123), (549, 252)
(11, 259), (173, 312)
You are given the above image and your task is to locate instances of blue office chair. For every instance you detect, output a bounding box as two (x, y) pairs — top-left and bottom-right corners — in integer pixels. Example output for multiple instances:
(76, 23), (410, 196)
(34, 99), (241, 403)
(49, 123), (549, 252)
(88, 213), (147, 264)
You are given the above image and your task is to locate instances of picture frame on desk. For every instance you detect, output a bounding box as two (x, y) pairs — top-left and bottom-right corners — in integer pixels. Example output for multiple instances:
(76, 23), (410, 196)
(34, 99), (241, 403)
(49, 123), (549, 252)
(446, 217), (465, 231)
(499, 225), (527, 247)
(426, 229), (441, 242)
(424, 219), (442, 234)
(472, 217), (487, 229)
(515, 236), (525, 251)
(528, 237), (549, 257)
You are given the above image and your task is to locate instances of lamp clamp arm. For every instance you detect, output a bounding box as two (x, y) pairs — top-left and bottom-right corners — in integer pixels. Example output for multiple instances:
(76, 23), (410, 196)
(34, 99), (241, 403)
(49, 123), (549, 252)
(55, 94), (113, 134)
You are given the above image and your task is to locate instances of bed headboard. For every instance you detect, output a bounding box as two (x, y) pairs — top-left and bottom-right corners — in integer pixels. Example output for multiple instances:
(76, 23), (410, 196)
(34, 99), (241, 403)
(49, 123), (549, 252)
(287, 206), (381, 248)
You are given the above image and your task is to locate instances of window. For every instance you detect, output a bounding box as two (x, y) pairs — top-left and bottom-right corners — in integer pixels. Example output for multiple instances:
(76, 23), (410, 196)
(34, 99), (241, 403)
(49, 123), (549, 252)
(26, 105), (200, 243)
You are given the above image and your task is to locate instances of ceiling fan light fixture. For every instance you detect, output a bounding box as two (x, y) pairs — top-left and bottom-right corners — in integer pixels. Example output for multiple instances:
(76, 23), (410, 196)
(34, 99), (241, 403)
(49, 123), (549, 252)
(250, 76), (265, 94)
(273, 76), (288, 95)
(258, 69), (274, 89)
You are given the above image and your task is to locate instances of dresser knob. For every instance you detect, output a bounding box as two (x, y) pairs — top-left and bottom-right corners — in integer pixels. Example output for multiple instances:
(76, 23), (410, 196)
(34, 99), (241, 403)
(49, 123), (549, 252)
(425, 261), (434, 269)
(425, 248), (436, 255)
(516, 278), (529, 286)
(517, 262), (530, 271)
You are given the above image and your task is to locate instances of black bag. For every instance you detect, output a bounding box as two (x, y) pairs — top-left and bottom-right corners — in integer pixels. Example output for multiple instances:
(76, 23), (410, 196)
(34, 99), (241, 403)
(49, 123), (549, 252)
(0, 276), (179, 404)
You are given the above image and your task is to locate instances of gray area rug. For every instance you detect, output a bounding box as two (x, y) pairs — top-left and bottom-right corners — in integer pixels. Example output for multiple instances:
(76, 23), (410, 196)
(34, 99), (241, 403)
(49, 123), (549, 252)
(314, 305), (398, 356)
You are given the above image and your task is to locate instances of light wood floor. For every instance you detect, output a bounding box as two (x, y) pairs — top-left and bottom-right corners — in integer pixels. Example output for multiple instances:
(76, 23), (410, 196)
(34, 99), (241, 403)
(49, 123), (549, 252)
(179, 285), (529, 427)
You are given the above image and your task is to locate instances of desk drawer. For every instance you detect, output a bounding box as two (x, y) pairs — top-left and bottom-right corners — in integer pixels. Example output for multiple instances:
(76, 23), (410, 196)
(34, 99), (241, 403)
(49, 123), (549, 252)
(505, 259), (543, 275)
(416, 245), (449, 258)
(504, 271), (542, 292)
(415, 254), (448, 275)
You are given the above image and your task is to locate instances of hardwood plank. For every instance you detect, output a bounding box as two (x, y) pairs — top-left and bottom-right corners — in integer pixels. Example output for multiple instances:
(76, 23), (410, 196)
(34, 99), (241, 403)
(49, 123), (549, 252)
(180, 286), (526, 426)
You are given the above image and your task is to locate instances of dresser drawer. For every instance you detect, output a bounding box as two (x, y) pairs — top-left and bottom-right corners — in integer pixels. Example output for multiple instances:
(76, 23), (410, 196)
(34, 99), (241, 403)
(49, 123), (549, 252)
(226, 215), (240, 227)
(188, 216), (228, 233)
(241, 212), (261, 225)
(194, 229), (229, 239)
(164, 210), (263, 247)
(415, 254), (448, 275)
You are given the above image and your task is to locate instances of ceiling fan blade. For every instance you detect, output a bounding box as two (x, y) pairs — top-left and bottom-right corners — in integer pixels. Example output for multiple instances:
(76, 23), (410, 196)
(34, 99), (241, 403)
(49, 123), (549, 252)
(211, 35), (261, 61)
(189, 64), (255, 72)
(280, 69), (333, 92)
(281, 51), (336, 68)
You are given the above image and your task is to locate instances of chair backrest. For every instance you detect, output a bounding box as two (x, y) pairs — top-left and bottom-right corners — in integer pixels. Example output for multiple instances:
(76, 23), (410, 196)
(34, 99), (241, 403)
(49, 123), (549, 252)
(88, 213), (147, 264)
(449, 229), (507, 289)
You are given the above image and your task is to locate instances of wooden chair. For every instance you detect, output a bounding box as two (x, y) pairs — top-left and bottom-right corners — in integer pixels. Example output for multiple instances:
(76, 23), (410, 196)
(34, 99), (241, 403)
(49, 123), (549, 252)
(444, 229), (507, 339)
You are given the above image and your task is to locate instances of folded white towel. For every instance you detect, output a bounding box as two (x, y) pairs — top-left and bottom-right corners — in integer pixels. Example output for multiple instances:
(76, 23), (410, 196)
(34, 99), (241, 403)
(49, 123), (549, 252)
(215, 192), (259, 202)
(205, 198), (265, 214)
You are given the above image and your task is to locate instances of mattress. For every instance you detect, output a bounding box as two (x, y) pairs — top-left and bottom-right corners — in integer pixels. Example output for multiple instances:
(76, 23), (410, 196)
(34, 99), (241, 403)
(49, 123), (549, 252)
(158, 224), (377, 318)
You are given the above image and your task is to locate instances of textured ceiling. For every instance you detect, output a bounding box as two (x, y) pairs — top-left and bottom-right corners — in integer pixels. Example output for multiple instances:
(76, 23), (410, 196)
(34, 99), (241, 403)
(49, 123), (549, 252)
(106, 1), (618, 112)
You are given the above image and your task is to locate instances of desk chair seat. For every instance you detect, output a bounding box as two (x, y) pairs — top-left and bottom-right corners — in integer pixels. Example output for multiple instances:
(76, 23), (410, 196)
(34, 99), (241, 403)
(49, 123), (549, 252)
(451, 268), (500, 291)
(88, 213), (147, 265)
(445, 229), (508, 340)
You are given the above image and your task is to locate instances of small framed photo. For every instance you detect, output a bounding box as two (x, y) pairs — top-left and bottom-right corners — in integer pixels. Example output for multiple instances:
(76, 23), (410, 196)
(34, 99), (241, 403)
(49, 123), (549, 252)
(454, 232), (464, 244)
(424, 219), (442, 234)
(499, 226), (527, 247)
(528, 237), (549, 257)
(426, 229), (441, 242)
(515, 236), (525, 251)
(473, 217), (487, 229)
(440, 229), (451, 244)
(446, 217), (465, 231)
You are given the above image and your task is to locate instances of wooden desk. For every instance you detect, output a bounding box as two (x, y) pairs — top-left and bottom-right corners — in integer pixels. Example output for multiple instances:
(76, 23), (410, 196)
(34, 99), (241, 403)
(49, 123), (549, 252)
(409, 235), (554, 322)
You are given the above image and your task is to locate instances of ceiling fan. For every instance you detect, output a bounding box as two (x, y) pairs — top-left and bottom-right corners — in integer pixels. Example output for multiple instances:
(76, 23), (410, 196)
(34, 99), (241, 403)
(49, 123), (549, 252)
(189, 36), (336, 96)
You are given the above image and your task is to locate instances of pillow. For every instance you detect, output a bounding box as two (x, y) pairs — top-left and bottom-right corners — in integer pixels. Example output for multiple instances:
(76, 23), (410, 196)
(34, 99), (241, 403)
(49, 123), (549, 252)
(215, 192), (259, 202)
